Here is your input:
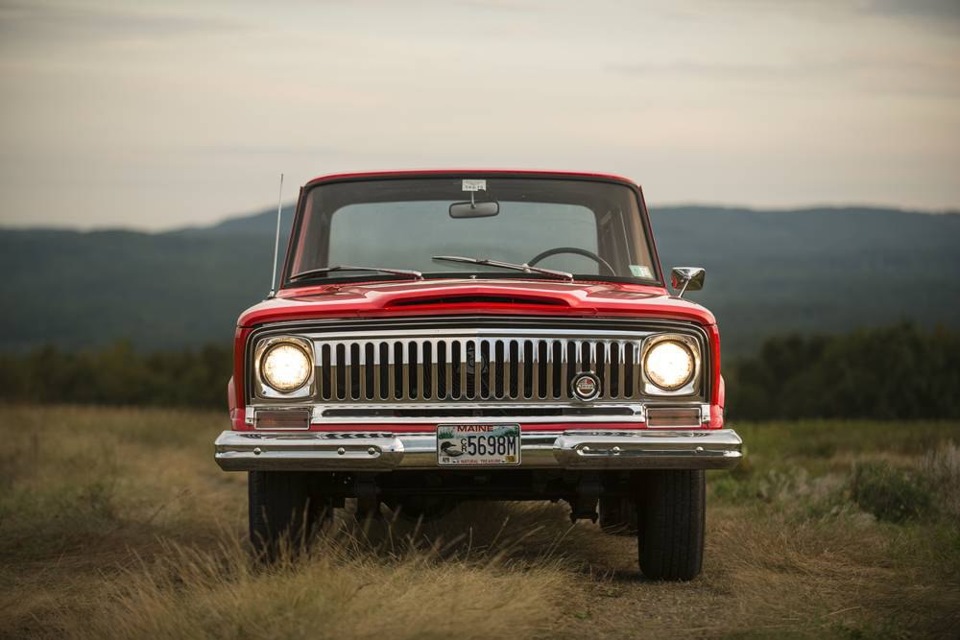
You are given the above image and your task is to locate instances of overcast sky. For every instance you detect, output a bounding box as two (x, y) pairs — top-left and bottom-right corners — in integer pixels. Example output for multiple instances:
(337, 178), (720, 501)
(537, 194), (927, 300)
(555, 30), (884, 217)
(1, 0), (958, 231)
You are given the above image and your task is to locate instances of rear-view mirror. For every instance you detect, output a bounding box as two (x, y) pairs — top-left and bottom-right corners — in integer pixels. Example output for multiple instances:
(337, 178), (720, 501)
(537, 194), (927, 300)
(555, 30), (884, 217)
(449, 201), (500, 218)
(671, 266), (706, 297)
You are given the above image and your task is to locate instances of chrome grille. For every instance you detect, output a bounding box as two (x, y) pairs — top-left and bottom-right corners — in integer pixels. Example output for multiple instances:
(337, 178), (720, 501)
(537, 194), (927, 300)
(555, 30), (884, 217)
(313, 330), (645, 403)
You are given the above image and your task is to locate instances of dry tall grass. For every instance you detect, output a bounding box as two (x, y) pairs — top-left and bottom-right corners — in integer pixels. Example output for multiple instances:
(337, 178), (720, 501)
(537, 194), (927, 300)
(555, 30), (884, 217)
(1, 406), (958, 639)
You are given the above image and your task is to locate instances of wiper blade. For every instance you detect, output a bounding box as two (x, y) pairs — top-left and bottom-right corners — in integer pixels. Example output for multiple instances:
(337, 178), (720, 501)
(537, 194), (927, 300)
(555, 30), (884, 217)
(432, 255), (574, 282)
(289, 264), (423, 282)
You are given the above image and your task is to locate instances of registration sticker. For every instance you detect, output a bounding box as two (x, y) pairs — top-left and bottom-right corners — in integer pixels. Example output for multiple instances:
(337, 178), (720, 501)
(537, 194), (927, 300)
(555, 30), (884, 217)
(437, 423), (520, 466)
(462, 179), (487, 192)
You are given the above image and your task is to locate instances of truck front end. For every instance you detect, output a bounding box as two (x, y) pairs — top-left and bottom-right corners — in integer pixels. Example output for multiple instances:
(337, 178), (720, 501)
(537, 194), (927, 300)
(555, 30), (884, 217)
(215, 170), (741, 580)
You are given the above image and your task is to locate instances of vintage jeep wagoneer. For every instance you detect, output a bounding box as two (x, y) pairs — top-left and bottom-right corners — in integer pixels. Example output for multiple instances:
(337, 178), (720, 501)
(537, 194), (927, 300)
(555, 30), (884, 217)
(214, 170), (742, 580)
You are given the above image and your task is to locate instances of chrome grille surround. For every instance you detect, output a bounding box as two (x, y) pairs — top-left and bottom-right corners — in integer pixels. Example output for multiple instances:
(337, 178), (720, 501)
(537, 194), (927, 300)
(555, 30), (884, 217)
(246, 318), (709, 425)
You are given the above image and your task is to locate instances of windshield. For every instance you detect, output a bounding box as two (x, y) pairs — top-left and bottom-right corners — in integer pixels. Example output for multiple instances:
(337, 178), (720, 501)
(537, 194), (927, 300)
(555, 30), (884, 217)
(284, 176), (659, 285)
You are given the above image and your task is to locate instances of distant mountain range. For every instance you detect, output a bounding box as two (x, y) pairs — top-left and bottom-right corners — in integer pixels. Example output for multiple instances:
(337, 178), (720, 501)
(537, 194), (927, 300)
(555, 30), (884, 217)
(2, 205), (958, 356)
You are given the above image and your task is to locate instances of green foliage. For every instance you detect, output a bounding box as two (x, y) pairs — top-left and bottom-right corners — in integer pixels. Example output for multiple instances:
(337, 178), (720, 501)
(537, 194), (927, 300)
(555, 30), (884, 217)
(0, 341), (232, 409)
(850, 461), (934, 523)
(726, 323), (960, 420)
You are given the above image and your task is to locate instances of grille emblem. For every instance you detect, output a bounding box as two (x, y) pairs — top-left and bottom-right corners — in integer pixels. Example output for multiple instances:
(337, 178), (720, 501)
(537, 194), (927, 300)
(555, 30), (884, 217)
(571, 372), (601, 401)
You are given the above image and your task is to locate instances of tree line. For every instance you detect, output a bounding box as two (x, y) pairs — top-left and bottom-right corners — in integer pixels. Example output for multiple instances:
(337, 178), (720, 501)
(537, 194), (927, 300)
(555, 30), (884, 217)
(0, 341), (232, 409)
(0, 323), (957, 420)
(724, 323), (960, 420)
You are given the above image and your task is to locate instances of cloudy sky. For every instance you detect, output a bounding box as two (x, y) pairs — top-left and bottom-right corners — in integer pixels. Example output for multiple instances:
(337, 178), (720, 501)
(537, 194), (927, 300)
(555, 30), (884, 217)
(1, 0), (958, 231)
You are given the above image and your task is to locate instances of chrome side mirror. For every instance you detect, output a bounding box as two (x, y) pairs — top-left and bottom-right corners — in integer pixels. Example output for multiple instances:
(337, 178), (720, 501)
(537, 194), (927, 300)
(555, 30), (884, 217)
(670, 267), (706, 298)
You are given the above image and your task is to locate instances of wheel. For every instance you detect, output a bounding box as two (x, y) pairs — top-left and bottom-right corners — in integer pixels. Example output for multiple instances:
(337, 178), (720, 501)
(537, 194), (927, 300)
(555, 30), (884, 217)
(637, 470), (705, 581)
(527, 247), (617, 276)
(599, 496), (638, 535)
(248, 471), (331, 561)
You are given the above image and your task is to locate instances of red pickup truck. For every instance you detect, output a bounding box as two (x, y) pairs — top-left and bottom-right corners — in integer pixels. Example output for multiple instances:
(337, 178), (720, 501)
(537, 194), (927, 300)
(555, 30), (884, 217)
(215, 170), (742, 580)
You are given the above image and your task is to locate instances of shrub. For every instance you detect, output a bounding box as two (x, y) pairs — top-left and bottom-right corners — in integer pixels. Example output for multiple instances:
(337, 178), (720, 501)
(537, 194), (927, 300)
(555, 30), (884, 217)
(850, 461), (933, 523)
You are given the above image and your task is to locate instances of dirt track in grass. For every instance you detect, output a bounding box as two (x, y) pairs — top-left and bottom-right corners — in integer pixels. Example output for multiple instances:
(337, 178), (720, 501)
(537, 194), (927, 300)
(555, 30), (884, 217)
(1, 406), (958, 639)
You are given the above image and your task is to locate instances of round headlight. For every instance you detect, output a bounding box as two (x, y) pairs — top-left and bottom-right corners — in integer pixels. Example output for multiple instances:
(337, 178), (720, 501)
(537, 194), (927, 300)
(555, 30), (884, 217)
(644, 340), (695, 391)
(261, 342), (311, 392)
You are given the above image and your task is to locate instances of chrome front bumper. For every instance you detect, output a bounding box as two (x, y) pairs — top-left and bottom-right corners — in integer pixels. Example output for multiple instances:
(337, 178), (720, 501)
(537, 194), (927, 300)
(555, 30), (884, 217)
(214, 429), (742, 472)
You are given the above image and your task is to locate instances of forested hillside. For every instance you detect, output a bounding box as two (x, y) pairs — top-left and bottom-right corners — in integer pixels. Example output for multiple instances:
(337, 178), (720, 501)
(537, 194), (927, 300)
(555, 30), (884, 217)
(2, 205), (957, 355)
(651, 206), (960, 353)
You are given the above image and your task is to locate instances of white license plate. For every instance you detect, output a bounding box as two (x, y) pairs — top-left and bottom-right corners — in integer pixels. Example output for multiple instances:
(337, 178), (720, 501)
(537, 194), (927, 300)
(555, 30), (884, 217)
(437, 424), (521, 466)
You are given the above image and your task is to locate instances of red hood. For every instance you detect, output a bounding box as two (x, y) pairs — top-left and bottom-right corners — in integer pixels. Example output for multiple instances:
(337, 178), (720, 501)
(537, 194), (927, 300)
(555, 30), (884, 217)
(238, 279), (716, 327)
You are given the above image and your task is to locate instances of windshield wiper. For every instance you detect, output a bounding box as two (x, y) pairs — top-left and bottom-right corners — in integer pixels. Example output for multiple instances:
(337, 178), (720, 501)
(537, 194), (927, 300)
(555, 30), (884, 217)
(289, 265), (423, 282)
(432, 255), (574, 282)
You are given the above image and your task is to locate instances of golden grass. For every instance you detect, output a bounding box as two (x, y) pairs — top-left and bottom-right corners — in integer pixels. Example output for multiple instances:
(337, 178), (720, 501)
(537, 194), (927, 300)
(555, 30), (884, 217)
(68, 537), (567, 640)
(1, 406), (959, 639)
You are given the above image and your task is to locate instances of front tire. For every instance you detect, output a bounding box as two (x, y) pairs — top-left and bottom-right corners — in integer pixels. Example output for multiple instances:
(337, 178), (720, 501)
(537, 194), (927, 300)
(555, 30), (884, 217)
(248, 471), (330, 561)
(637, 470), (705, 581)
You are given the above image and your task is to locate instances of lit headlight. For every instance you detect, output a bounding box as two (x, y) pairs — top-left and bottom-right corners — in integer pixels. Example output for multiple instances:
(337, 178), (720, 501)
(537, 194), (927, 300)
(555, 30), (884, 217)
(644, 339), (696, 391)
(261, 342), (312, 392)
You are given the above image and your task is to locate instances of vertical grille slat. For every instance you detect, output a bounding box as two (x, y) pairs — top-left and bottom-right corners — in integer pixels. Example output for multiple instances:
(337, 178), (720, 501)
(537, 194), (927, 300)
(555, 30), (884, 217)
(443, 341), (453, 400)
(457, 340), (468, 398)
(387, 342), (397, 401)
(401, 342), (411, 401)
(472, 340), (482, 400)
(602, 341), (612, 400)
(414, 341), (424, 401)
(320, 344), (331, 400)
(484, 339), (496, 400)
(344, 343), (354, 400)
(430, 341), (439, 401)
(573, 340), (583, 375)
(503, 340), (515, 398)
(516, 340), (526, 400)
(531, 340), (540, 400)
(310, 333), (656, 404)
(545, 340), (555, 399)
(372, 342), (382, 400)
(559, 341), (569, 400)
(358, 343), (368, 400)
(617, 341), (626, 399)
(332, 343), (343, 400)
(493, 340), (505, 399)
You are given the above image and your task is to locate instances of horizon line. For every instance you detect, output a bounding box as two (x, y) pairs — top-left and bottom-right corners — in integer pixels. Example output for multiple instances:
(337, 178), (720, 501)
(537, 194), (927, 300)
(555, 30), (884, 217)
(2, 201), (958, 235)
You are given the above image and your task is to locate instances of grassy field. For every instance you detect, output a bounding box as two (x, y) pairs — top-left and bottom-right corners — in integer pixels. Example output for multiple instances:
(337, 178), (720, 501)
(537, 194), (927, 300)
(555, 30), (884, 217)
(1, 406), (958, 639)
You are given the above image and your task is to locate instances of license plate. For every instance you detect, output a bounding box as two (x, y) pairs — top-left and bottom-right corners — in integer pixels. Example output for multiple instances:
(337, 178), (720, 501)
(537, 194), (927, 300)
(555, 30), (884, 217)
(437, 424), (521, 466)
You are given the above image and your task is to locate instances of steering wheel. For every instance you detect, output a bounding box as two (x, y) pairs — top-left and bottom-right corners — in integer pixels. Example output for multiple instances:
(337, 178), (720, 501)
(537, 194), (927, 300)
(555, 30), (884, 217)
(527, 247), (616, 276)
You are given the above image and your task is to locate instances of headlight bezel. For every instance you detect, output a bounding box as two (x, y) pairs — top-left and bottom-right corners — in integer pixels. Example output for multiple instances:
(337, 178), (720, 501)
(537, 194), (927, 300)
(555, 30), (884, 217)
(641, 333), (701, 395)
(254, 336), (315, 398)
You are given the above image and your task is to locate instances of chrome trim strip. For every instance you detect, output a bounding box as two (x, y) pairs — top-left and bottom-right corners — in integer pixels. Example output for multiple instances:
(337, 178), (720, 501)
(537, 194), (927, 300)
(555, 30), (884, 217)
(311, 402), (647, 422)
(214, 428), (742, 471)
(239, 401), (713, 425)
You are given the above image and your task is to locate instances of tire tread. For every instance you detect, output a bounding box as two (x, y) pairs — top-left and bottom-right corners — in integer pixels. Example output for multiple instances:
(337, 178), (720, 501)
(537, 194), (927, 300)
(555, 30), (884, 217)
(637, 470), (705, 581)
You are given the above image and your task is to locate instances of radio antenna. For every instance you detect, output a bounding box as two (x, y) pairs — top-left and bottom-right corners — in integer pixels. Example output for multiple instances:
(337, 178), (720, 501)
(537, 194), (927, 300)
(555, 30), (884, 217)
(268, 173), (284, 298)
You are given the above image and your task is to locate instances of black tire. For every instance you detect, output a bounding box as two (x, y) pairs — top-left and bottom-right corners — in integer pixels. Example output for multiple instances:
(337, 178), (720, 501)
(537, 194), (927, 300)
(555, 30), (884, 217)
(248, 471), (330, 561)
(599, 496), (638, 535)
(637, 470), (705, 581)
